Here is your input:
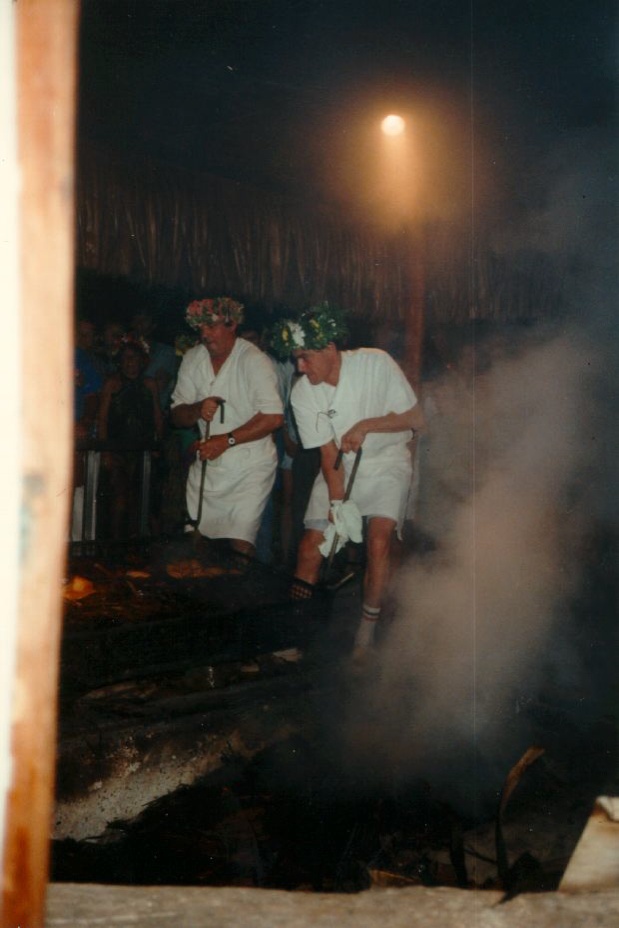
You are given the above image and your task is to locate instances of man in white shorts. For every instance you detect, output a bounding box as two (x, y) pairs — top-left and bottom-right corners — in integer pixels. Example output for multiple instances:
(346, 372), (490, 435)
(171, 297), (283, 556)
(271, 303), (425, 656)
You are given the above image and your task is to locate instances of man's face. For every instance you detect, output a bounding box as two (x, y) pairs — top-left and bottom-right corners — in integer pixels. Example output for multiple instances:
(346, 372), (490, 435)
(200, 320), (237, 360)
(293, 343), (339, 386)
(120, 347), (145, 380)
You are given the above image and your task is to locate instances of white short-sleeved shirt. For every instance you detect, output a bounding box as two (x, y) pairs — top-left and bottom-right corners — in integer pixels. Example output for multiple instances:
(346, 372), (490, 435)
(171, 338), (283, 543)
(291, 348), (417, 531)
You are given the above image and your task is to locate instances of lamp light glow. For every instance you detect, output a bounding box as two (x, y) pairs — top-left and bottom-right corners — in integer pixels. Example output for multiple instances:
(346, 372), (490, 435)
(381, 114), (405, 136)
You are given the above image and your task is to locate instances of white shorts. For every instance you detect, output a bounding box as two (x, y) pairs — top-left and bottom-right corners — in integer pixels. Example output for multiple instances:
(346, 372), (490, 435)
(304, 454), (412, 539)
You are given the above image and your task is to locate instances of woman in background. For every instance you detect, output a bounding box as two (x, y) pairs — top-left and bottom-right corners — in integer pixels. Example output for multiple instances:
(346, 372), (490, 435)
(98, 336), (163, 539)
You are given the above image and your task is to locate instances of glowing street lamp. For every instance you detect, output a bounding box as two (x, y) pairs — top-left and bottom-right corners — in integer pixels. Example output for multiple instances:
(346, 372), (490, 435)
(375, 112), (413, 226)
(381, 114), (405, 136)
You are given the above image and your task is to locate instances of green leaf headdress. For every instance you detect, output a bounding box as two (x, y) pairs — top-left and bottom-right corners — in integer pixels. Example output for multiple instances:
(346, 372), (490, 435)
(270, 301), (348, 358)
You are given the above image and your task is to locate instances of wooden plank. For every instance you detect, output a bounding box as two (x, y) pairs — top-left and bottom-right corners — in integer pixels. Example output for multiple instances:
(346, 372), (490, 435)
(1, 2), (78, 926)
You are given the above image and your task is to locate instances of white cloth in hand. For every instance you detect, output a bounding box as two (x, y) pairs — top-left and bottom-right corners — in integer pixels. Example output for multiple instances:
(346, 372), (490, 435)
(318, 500), (363, 557)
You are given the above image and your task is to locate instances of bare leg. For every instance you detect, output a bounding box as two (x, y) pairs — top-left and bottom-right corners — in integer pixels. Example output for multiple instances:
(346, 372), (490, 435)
(230, 538), (256, 558)
(363, 517), (396, 608)
(354, 516), (396, 654)
(294, 528), (325, 585)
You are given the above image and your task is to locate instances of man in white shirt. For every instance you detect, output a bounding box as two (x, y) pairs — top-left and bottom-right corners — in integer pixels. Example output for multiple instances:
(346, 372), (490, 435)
(271, 303), (425, 656)
(171, 297), (283, 556)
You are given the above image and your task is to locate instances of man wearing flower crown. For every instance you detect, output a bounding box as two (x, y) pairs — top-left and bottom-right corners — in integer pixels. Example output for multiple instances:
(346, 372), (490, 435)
(171, 297), (283, 555)
(271, 302), (425, 658)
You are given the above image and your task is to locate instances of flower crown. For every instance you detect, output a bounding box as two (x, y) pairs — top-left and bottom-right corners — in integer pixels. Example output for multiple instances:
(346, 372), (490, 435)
(121, 333), (150, 356)
(185, 296), (244, 330)
(270, 302), (348, 358)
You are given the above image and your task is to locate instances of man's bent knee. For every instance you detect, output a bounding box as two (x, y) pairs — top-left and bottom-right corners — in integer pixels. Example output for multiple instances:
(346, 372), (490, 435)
(295, 528), (324, 583)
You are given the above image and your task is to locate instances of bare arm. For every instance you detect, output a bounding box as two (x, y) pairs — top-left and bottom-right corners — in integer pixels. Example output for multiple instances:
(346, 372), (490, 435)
(340, 404), (425, 454)
(76, 392), (100, 441)
(96, 377), (119, 441)
(283, 425), (298, 459)
(153, 367), (171, 399)
(319, 440), (346, 502)
(170, 395), (224, 429)
(144, 376), (164, 440)
(198, 411), (284, 461)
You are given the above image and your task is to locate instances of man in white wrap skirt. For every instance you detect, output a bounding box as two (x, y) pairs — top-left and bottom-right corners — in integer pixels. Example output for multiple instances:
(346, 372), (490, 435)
(171, 297), (283, 557)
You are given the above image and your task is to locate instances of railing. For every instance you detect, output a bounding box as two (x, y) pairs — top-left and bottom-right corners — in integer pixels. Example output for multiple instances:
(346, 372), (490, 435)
(73, 438), (161, 545)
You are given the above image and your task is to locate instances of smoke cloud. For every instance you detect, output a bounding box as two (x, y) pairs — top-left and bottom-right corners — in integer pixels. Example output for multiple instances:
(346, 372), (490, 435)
(342, 326), (611, 814)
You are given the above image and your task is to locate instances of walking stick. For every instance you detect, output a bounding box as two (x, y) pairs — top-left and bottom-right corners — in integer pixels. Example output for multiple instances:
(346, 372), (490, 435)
(192, 399), (225, 539)
(322, 446), (363, 582)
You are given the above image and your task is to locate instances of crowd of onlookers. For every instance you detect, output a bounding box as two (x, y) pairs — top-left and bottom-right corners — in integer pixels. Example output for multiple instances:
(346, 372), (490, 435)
(72, 302), (515, 565)
(71, 308), (320, 566)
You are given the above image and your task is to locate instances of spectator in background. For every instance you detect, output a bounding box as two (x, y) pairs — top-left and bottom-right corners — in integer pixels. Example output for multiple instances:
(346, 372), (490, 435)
(71, 337), (103, 540)
(238, 308), (281, 564)
(130, 310), (178, 413)
(97, 335), (163, 539)
(76, 317), (106, 380)
(237, 308), (318, 566)
(130, 310), (178, 535)
(98, 320), (125, 375)
(274, 355), (301, 565)
(159, 332), (201, 536)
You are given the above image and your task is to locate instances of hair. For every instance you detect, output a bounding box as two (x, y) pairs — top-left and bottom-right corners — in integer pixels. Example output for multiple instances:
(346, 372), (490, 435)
(119, 333), (149, 361)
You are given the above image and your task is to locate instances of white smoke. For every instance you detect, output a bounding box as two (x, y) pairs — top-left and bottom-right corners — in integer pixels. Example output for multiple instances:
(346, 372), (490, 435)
(345, 327), (607, 812)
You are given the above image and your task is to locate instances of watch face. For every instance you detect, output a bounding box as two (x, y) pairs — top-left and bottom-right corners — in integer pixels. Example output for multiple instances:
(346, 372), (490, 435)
(227, 434), (236, 446)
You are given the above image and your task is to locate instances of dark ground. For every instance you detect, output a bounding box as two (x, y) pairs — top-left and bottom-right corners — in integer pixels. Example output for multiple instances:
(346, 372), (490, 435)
(53, 528), (617, 896)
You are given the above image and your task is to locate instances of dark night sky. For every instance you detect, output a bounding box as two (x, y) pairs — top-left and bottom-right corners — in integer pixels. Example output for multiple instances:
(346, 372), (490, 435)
(78, 0), (617, 211)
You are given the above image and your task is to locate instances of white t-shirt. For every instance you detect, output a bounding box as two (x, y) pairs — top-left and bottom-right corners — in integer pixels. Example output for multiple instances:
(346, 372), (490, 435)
(291, 348), (418, 530)
(172, 337), (283, 441)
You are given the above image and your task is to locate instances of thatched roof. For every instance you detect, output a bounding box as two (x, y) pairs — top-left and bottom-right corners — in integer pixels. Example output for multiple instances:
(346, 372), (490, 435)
(77, 143), (567, 329)
(77, 143), (417, 323)
(424, 222), (568, 326)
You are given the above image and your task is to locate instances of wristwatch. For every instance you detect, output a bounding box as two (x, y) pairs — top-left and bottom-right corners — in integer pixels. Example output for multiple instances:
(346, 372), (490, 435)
(227, 432), (237, 447)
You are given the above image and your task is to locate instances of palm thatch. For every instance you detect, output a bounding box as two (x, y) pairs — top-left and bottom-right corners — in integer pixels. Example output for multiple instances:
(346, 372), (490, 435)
(77, 144), (566, 331)
(424, 221), (567, 325)
(76, 143), (418, 323)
